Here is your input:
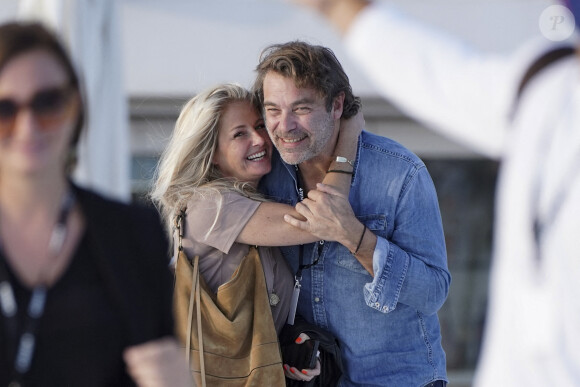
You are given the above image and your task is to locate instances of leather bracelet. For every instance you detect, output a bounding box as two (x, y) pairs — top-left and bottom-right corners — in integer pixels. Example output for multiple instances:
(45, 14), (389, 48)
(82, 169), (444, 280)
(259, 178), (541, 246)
(327, 169), (353, 175)
(354, 226), (367, 254)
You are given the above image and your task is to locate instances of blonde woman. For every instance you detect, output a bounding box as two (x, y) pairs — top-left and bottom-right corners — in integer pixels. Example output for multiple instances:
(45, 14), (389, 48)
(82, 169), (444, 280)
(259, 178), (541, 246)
(151, 83), (363, 382)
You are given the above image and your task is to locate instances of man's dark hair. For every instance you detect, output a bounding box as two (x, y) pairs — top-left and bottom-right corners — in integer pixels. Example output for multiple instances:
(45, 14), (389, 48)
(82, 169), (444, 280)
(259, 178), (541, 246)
(253, 41), (361, 118)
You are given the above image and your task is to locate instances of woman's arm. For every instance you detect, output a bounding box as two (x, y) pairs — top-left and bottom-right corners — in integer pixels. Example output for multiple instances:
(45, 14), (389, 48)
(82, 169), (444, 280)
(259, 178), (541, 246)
(236, 112), (363, 247)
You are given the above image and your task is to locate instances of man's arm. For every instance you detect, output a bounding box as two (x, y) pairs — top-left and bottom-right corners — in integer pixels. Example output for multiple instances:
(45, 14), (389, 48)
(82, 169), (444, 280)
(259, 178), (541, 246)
(288, 165), (450, 315)
(369, 166), (450, 315)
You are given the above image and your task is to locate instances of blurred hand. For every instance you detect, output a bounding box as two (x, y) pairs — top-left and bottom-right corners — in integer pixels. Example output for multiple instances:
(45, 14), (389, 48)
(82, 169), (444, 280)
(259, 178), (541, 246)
(288, 0), (332, 13)
(124, 337), (192, 387)
(287, 0), (369, 33)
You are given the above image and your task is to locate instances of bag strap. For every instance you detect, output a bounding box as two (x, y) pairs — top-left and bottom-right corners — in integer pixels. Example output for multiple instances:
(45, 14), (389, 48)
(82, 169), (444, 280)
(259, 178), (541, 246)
(511, 46), (575, 119)
(184, 256), (194, 361)
(511, 46), (575, 261)
(516, 46), (575, 100)
(177, 209), (207, 387)
(191, 255), (206, 387)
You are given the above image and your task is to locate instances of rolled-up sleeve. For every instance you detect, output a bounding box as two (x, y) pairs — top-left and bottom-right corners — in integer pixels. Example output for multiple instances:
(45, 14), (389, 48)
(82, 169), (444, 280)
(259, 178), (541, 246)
(363, 166), (451, 316)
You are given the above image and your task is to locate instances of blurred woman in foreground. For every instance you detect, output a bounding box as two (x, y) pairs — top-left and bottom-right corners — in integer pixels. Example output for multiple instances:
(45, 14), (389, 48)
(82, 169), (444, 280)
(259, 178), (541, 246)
(0, 21), (188, 386)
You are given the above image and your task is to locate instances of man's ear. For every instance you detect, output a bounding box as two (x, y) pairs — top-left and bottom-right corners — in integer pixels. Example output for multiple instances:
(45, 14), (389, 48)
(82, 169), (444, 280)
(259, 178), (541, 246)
(332, 91), (345, 119)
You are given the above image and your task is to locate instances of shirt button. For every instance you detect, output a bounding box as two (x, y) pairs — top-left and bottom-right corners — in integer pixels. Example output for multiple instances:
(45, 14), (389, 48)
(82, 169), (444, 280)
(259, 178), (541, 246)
(382, 306), (389, 312)
(374, 302), (380, 308)
(314, 297), (320, 302)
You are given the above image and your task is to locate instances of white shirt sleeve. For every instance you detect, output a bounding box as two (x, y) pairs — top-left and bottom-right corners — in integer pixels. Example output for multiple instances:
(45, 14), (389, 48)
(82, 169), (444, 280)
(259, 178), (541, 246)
(344, 2), (533, 159)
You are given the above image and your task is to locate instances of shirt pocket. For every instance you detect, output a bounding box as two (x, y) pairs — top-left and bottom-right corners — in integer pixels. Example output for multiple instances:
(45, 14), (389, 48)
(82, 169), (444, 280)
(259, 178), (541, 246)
(336, 214), (387, 275)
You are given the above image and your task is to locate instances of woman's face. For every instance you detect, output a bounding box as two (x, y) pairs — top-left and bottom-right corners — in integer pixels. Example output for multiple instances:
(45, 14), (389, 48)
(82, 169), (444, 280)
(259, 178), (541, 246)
(212, 100), (272, 187)
(0, 48), (79, 178)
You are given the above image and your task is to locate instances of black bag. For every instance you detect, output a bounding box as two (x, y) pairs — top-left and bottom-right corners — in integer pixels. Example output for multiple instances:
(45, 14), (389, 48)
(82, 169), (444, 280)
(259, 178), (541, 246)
(280, 316), (343, 387)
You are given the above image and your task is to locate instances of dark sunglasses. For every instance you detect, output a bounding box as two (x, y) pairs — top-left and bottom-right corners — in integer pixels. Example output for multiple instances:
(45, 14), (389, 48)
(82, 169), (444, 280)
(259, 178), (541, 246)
(0, 84), (76, 137)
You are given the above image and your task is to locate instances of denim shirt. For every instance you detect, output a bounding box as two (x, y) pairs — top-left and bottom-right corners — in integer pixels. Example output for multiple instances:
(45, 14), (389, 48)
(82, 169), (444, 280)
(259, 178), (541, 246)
(259, 131), (450, 386)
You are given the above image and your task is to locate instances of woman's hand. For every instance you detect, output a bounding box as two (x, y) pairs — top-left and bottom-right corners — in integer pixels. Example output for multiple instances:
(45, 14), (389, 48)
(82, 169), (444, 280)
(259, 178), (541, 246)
(283, 333), (322, 382)
(339, 109), (364, 142)
(333, 110), (364, 159)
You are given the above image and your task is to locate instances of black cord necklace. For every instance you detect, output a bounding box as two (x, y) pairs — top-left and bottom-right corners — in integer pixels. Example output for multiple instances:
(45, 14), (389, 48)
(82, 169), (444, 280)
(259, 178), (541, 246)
(0, 190), (75, 386)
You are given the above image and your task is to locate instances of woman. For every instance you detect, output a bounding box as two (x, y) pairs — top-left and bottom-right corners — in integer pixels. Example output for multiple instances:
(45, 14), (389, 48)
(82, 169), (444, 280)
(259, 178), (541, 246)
(0, 21), (187, 386)
(151, 83), (362, 383)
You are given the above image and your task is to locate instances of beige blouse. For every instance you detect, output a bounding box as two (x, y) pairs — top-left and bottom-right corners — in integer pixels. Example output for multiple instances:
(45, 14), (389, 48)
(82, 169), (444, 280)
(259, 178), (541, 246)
(181, 191), (293, 334)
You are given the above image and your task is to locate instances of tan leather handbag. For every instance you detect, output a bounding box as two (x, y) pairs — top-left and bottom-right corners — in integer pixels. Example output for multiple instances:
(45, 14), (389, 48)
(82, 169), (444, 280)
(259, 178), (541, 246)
(173, 213), (285, 386)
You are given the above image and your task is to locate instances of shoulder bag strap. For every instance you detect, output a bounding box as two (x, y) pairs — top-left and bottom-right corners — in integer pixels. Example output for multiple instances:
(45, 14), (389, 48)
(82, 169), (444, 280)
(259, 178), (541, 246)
(184, 255), (194, 362)
(510, 46), (576, 261)
(178, 210), (207, 387)
(511, 46), (575, 119)
(194, 255), (206, 387)
(186, 255), (206, 387)
(516, 46), (575, 100)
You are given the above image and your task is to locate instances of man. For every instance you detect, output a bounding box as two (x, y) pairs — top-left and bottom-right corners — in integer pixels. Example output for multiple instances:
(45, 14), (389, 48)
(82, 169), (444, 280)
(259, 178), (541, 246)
(290, 1), (580, 386)
(254, 41), (450, 386)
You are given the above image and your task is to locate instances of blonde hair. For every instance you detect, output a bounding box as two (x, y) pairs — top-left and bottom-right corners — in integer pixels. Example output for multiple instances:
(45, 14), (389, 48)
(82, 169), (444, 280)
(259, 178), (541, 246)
(150, 83), (267, 237)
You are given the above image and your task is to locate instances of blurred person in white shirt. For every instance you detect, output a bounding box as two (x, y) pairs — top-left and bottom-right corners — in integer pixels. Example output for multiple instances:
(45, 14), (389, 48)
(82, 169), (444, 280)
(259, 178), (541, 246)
(290, 0), (580, 385)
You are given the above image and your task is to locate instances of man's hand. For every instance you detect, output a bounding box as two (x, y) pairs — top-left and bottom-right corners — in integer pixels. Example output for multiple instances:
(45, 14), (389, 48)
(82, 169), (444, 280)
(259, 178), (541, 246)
(285, 183), (356, 244)
(285, 183), (376, 275)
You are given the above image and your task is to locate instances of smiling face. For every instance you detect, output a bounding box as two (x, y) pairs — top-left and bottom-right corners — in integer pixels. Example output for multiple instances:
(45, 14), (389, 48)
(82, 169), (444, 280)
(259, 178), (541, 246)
(0, 49), (79, 178)
(212, 100), (272, 187)
(262, 72), (341, 165)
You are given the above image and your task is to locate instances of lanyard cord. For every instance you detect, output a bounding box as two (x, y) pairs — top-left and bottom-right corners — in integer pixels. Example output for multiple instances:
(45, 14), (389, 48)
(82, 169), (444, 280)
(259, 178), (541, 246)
(0, 189), (75, 383)
(294, 166), (323, 280)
